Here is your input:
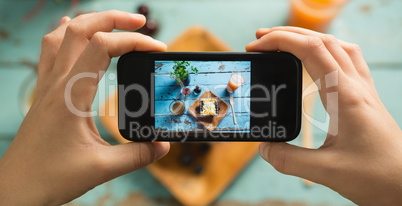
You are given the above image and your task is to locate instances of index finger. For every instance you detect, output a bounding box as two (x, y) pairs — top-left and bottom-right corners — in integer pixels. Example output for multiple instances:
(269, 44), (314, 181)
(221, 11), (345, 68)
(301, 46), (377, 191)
(38, 13), (96, 80)
(53, 10), (146, 77)
(246, 30), (343, 82)
(64, 32), (166, 112)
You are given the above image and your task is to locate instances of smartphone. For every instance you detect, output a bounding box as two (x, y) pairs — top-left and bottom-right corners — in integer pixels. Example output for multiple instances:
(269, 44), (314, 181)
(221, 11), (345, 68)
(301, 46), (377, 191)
(117, 52), (302, 142)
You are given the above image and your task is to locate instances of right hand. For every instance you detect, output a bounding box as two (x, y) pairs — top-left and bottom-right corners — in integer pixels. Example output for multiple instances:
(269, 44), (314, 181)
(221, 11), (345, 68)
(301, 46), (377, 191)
(246, 26), (402, 205)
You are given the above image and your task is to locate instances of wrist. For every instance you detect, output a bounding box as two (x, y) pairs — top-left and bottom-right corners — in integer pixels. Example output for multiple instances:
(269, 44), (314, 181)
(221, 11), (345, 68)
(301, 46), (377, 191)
(0, 161), (51, 206)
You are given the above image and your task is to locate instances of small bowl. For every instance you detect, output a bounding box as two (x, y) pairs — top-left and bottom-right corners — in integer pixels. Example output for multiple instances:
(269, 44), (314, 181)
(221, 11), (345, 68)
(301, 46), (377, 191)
(170, 100), (186, 115)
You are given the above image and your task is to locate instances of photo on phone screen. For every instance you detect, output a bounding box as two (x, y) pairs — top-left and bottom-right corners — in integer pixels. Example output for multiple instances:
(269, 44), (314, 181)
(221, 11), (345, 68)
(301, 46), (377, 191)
(154, 60), (251, 133)
(118, 52), (302, 141)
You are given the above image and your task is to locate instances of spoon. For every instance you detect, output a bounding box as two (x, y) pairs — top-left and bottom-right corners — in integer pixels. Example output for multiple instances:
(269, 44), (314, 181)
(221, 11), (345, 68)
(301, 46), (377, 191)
(229, 97), (237, 125)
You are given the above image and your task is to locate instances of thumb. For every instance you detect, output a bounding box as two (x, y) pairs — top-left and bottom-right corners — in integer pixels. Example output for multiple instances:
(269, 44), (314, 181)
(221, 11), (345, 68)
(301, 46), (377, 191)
(101, 142), (170, 179)
(260, 142), (328, 183)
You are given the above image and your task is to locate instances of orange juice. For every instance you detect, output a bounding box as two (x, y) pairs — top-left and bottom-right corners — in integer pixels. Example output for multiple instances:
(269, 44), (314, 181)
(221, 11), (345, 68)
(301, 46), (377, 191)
(288, 0), (348, 32)
(226, 74), (245, 93)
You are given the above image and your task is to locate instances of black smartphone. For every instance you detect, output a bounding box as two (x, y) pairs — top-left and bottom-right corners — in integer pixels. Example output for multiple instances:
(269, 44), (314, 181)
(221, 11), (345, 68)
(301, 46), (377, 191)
(117, 52), (302, 142)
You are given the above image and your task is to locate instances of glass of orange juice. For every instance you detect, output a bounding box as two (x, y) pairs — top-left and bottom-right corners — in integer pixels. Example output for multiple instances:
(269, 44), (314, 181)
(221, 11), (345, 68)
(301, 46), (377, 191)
(226, 73), (245, 93)
(288, 0), (348, 32)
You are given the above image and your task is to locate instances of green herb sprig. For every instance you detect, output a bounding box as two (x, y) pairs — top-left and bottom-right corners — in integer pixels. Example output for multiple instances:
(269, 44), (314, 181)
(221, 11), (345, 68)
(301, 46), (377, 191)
(170, 61), (198, 84)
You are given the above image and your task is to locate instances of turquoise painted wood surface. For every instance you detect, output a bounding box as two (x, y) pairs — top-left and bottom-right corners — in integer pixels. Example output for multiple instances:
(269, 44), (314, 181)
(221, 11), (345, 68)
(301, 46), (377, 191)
(1, 0), (402, 205)
(154, 61), (250, 132)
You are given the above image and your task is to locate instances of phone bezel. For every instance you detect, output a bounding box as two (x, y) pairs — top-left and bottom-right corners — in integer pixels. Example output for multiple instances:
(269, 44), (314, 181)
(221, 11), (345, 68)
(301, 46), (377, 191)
(117, 52), (302, 142)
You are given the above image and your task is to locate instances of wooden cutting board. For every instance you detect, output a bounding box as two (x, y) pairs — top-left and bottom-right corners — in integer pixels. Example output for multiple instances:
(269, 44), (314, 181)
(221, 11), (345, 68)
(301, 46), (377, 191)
(99, 26), (260, 205)
(188, 90), (230, 131)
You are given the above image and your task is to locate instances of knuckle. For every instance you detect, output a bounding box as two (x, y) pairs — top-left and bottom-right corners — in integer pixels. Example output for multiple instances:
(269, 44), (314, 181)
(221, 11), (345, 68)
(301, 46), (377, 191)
(133, 144), (154, 168)
(66, 23), (84, 37)
(323, 34), (338, 45)
(268, 30), (284, 41)
(41, 34), (57, 47)
(307, 36), (325, 51)
(90, 32), (109, 49)
(345, 43), (362, 55)
(340, 87), (365, 108)
(105, 9), (120, 17)
(351, 43), (362, 53)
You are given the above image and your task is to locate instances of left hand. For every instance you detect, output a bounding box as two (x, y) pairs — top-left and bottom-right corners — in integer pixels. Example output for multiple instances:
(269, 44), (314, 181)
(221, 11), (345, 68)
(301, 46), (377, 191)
(0, 10), (170, 206)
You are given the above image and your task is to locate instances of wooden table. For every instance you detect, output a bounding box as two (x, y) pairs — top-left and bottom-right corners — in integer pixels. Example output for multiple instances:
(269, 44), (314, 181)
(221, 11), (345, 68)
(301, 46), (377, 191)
(154, 61), (250, 132)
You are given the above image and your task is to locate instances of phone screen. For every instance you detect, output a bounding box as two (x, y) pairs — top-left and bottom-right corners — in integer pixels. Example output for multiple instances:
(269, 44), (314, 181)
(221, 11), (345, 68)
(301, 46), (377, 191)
(118, 52), (302, 141)
(154, 60), (251, 133)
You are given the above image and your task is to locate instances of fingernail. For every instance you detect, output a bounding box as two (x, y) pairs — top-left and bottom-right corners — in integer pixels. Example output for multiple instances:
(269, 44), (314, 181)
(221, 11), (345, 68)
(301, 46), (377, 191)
(131, 13), (145, 20)
(259, 143), (271, 161)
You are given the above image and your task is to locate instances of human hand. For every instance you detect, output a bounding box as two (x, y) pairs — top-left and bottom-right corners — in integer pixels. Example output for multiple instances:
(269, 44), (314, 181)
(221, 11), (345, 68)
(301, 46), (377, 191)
(0, 10), (169, 205)
(246, 26), (402, 205)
